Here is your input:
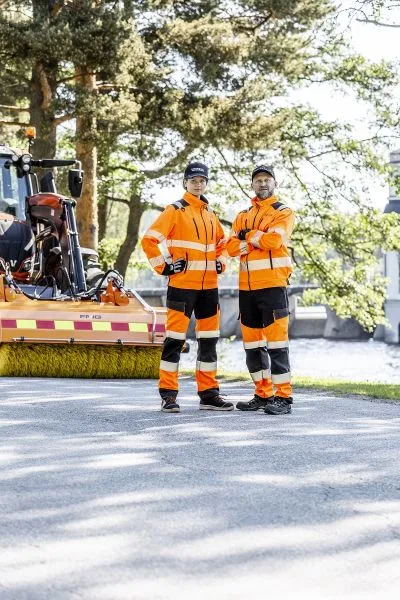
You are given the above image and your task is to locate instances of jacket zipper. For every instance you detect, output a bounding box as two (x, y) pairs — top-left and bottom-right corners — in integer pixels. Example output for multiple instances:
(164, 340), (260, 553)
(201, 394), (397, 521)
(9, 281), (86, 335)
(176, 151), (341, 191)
(200, 208), (208, 290)
(252, 206), (260, 228)
(246, 206), (260, 291)
(255, 206), (273, 271)
(192, 217), (200, 239)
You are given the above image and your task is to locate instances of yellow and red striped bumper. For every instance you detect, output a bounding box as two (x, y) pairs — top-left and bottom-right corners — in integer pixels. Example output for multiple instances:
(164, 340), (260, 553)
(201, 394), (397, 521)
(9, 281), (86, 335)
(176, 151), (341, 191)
(0, 301), (166, 346)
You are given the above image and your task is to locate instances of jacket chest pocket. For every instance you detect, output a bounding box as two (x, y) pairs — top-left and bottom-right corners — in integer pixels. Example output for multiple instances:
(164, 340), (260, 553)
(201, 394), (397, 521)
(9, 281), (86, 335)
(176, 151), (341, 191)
(193, 211), (214, 243)
(257, 211), (274, 231)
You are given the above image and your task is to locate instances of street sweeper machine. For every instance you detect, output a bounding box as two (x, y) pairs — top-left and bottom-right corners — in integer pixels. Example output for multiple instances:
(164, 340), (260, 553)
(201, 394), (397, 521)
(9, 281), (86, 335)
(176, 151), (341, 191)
(0, 134), (166, 378)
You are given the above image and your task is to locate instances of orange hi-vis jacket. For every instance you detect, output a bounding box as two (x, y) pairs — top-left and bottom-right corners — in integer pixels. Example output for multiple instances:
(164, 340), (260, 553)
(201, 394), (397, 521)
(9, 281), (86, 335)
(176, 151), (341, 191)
(227, 195), (295, 291)
(141, 192), (227, 290)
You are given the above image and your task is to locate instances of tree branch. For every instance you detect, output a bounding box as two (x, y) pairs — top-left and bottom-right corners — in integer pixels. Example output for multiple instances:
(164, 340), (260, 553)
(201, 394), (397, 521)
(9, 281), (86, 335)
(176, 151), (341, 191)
(104, 194), (130, 206)
(108, 143), (195, 180)
(143, 143), (195, 179)
(54, 113), (74, 125)
(356, 18), (400, 27)
(215, 146), (252, 199)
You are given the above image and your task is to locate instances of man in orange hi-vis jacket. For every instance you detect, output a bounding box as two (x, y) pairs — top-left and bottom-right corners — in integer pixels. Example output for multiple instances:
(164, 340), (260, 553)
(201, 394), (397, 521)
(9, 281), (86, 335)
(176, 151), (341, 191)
(141, 162), (233, 413)
(227, 165), (295, 415)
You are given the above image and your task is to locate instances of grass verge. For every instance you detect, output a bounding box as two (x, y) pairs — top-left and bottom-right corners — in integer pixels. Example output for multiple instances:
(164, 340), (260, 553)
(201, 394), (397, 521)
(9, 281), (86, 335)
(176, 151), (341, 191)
(294, 377), (400, 401)
(181, 369), (400, 401)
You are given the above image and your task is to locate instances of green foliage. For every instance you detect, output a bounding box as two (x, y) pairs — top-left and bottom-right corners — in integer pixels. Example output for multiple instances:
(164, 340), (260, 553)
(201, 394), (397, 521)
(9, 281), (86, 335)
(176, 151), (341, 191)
(1, 0), (400, 331)
(293, 194), (400, 329)
(98, 235), (151, 276)
(97, 237), (120, 271)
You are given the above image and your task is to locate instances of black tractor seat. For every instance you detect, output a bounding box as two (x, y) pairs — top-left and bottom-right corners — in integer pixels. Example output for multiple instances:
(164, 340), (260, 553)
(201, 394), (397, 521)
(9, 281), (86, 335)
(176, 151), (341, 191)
(0, 213), (35, 281)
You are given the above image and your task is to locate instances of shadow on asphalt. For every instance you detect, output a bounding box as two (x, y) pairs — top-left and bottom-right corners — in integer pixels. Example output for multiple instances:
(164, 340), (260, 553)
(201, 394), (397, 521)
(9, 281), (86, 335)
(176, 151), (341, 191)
(1, 377), (400, 599)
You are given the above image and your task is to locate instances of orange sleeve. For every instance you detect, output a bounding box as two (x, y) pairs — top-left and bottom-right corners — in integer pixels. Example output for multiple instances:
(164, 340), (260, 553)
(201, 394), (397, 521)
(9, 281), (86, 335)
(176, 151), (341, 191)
(141, 206), (176, 275)
(246, 208), (295, 251)
(226, 215), (253, 257)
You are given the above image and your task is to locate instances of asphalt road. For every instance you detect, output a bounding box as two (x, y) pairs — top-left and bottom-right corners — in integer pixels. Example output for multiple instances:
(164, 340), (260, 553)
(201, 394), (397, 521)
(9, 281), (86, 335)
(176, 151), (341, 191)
(1, 376), (400, 600)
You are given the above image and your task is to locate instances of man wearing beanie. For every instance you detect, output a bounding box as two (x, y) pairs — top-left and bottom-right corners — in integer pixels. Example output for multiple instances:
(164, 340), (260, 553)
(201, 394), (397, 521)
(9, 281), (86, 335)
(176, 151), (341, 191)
(227, 165), (295, 415)
(142, 162), (233, 413)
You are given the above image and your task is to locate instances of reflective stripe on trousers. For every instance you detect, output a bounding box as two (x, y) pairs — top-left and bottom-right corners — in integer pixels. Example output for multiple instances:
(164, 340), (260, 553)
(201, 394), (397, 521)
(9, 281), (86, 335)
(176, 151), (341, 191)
(159, 287), (220, 399)
(239, 287), (291, 399)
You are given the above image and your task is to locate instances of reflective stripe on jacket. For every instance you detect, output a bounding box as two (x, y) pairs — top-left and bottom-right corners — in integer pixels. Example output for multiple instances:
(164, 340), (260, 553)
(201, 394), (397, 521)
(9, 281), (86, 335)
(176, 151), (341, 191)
(141, 192), (227, 290)
(226, 195), (295, 291)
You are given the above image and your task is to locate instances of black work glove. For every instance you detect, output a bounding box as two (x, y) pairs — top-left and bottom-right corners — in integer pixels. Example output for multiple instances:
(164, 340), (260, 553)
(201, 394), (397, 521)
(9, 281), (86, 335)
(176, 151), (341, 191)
(237, 228), (250, 241)
(216, 260), (223, 274)
(162, 258), (187, 275)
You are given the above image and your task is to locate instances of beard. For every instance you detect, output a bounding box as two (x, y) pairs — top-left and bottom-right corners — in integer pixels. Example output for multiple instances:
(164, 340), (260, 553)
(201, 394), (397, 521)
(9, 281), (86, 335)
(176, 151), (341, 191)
(256, 181), (275, 200)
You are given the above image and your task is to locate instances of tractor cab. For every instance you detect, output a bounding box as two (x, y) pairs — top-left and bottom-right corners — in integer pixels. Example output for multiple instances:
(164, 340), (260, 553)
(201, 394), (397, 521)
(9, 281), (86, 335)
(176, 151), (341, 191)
(0, 146), (34, 281)
(0, 140), (101, 296)
(0, 147), (27, 220)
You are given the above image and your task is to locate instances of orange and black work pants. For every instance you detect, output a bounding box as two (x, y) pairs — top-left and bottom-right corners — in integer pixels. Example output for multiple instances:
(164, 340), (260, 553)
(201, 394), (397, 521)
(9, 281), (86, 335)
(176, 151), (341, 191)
(159, 286), (220, 400)
(239, 286), (291, 399)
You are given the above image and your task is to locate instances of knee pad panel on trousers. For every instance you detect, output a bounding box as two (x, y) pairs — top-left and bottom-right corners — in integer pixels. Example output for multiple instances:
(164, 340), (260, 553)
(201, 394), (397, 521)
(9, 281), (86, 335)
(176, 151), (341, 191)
(245, 346), (270, 372)
(197, 337), (218, 363)
(268, 348), (290, 374)
(162, 337), (185, 363)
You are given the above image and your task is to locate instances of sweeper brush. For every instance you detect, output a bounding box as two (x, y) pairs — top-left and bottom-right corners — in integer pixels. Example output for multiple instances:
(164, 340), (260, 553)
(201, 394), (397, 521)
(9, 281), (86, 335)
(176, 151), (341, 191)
(0, 343), (161, 378)
(0, 137), (166, 378)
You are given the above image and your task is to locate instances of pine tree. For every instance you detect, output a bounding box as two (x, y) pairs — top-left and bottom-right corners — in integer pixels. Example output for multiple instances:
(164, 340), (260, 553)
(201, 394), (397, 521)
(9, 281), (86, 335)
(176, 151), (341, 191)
(0, 0), (399, 328)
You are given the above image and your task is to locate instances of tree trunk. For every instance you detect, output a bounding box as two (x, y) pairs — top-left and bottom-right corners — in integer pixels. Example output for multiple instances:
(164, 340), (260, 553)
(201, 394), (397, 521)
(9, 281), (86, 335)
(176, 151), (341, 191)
(114, 194), (145, 277)
(98, 196), (108, 242)
(75, 66), (98, 250)
(29, 61), (57, 159)
(28, 1), (58, 158)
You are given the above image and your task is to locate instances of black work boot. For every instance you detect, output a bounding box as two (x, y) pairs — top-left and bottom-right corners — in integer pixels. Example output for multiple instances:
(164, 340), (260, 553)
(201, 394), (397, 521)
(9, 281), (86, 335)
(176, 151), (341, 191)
(236, 395), (274, 411)
(199, 395), (234, 411)
(264, 396), (293, 415)
(161, 397), (180, 413)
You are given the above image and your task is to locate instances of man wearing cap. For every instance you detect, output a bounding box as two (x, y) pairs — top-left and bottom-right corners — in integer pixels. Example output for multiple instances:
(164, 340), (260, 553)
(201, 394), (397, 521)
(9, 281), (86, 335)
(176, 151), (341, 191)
(227, 165), (295, 414)
(141, 162), (233, 413)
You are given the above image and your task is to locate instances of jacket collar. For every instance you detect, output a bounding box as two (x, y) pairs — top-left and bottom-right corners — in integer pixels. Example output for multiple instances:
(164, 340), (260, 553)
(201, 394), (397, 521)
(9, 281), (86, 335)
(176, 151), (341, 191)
(183, 191), (209, 209)
(251, 194), (277, 208)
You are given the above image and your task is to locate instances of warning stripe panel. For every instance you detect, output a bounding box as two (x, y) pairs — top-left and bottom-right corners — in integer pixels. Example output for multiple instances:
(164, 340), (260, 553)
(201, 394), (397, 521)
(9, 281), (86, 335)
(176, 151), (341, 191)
(17, 320), (37, 329)
(74, 321), (92, 331)
(0, 319), (163, 333)
(148, 323), (165, 333)
(36, 320), (55, 330)
(54, 321), (75, 330)
(111, 322), (129, 332)
(129, 323), (148, 333)
(1, 319), (17, 328)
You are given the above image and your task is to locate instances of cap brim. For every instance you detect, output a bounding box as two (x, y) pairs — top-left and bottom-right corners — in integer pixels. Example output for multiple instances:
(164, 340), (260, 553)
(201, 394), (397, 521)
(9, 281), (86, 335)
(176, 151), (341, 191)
(252, 170), (275, 179)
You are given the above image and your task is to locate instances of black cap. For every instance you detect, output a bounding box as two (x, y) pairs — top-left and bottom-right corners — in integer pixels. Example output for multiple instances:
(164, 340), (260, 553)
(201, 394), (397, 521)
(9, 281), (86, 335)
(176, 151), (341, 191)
(251, 165), (275, 180)
(184, 162), (209, 180)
